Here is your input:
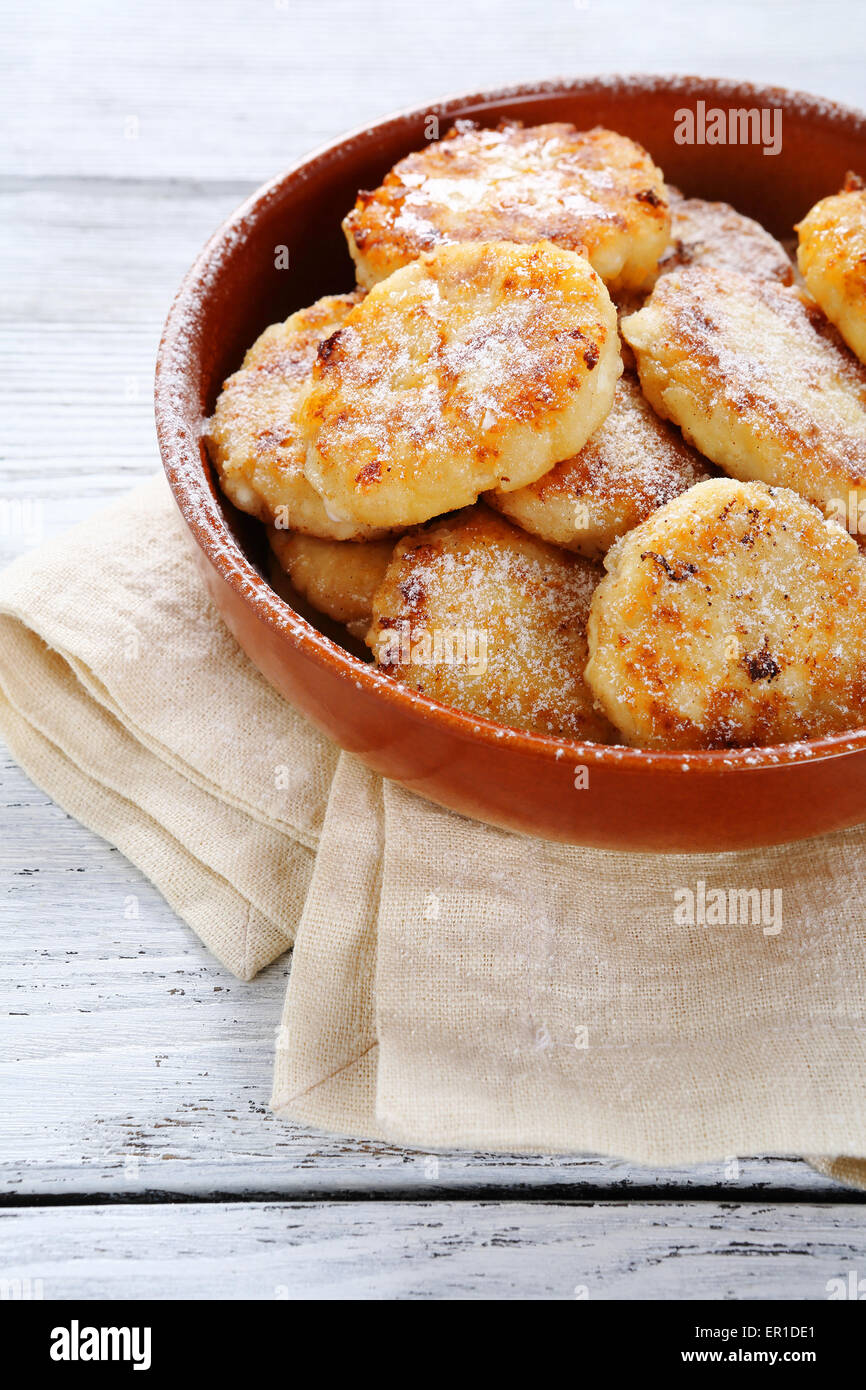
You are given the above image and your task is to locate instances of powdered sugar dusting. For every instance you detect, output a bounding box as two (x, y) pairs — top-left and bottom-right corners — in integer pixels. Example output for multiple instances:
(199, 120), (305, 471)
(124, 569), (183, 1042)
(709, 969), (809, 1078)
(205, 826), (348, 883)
(156, 76), (866, 781)
(368, 507), (615, 742)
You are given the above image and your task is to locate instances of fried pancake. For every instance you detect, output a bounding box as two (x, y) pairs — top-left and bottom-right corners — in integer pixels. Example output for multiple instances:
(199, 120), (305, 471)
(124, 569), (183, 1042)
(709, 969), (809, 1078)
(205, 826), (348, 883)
(344, 121), (670, 294)
(487, 369), (713, 559)
(797, 174), (866, 366)
(206, 291), (389, 541)
(367, 506), (616, 742)
(586, 478), (866, 749)
(268, 527), (395, 639)
(622, 266), (866, 525)
(612, 196), (791, 370)
(301, 240), (621, 529)
(656, 197), (793, 284)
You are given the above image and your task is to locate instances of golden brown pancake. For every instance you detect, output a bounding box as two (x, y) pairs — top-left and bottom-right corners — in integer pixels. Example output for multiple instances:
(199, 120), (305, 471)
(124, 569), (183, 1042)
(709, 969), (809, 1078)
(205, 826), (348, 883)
(797, 173), (866, 366)
(586, 478), (866, 749)
(657, 197), (793, 285)
(268, 527), (396, 640)
(367, 506), (616, 741)
(488, 370), (713, 559)
(301, 240), (621, 529)
(622, 266), (866, 526)
(344, 121), (670, 293)
(207, 291), (389, 541)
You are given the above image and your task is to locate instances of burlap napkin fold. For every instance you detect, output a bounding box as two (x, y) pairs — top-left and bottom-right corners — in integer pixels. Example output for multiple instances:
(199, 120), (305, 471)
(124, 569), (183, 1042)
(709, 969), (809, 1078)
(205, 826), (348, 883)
(3, 478), (866, 1172)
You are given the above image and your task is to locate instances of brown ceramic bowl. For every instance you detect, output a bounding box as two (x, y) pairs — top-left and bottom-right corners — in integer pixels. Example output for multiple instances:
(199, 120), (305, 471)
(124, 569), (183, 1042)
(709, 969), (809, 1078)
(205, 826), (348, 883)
(156, 75), (866, 852)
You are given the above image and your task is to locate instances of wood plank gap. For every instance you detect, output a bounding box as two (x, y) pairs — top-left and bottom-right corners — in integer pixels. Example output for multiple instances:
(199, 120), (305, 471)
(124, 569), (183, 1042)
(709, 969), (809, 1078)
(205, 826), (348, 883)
(1, 1185), (863, 1209)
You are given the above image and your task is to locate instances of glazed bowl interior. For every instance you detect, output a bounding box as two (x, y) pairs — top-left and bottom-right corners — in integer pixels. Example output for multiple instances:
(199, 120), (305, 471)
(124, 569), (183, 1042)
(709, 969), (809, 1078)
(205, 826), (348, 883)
(156, 75), (866, 849)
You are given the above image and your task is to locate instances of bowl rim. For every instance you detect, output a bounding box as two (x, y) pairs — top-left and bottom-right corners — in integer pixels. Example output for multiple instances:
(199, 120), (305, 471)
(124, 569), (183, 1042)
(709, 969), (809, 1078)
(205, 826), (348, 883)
(155, 72), (866, 778)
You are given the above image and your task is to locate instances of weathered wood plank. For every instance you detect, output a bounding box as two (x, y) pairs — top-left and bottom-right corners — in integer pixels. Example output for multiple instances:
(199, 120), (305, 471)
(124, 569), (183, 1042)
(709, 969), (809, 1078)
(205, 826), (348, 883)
(0, 181), (323, 567)
(3, 0), (863, 182)
(0, 179), (256, 324)
(3, 1200), (865, 1299)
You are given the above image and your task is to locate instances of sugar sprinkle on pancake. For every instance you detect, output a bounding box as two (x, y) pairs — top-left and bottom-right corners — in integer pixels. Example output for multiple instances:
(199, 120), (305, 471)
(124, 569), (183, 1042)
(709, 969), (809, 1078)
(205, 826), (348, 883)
(622, 265), (866, 524)
(586, 478), (866, 749)
(656, 197), (793, 285)
(301, 239), (621, 530)
(344, 121), (670, 293)
(367, 505), (616, 741)
(488, 369), (713, 559)
(207, 291), (389, 541)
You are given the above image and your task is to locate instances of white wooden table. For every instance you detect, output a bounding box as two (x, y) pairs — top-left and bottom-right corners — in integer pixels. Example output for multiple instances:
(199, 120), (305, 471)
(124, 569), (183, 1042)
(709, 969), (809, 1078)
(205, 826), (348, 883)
(2, 0), (866, 1299)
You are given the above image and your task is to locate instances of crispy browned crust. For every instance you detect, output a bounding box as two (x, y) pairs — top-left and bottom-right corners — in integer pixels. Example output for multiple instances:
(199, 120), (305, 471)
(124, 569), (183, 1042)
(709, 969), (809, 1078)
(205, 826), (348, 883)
(586, 478), (866, 749)
(206, 290), (389, 540)
(488, 370), (714, 558)
(367, 505), (617, 742)
(301, 240), (621, 529)
(796, 178), (866, 365)
(343, 121), (670, 292)
(622, 266), (866, 514)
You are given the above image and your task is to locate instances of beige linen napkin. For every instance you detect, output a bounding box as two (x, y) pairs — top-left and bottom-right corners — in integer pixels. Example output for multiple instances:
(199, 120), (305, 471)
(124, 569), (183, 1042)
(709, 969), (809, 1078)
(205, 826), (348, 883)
(0, 476), (337, 980)
(273, 755), (866, 1163)
(2, 477), (866, 1172)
